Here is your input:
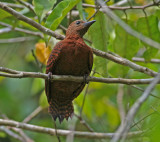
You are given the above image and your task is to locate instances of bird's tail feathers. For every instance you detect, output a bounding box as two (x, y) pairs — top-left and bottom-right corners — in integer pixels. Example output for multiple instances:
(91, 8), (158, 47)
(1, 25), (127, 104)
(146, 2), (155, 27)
(48, 99), (73, 123)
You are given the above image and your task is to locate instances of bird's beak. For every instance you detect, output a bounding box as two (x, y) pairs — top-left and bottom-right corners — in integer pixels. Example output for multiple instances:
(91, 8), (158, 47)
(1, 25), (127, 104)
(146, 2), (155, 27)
(83, 20), (96, 28)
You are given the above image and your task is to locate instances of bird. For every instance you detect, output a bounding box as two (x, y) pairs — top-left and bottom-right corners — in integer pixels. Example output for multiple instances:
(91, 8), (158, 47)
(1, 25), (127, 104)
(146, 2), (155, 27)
(45, 20), (96, 123)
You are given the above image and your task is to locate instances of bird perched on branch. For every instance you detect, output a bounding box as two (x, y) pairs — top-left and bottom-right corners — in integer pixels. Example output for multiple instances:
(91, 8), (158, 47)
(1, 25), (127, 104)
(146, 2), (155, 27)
(45, 20), (95, 123)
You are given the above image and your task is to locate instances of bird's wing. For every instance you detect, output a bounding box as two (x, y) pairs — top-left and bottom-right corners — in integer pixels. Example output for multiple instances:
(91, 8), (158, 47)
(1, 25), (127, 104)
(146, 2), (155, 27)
(45, 42), (63, 101)
(88, 49), (93, 72)
(46, 42), (63, 74)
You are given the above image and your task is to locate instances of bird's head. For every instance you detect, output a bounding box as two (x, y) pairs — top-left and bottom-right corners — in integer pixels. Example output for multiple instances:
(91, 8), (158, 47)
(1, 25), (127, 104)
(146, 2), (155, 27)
(66, 20), (96, 38)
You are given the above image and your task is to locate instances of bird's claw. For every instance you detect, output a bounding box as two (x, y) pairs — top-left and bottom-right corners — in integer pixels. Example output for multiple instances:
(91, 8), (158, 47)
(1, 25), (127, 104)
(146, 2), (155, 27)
(83, 74), (89, 84)
(48, 72), (52, 81)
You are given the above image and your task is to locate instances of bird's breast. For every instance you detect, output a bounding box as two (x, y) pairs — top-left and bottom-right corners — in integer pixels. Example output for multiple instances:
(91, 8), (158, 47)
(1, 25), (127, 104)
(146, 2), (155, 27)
(54, 41), (91, 76)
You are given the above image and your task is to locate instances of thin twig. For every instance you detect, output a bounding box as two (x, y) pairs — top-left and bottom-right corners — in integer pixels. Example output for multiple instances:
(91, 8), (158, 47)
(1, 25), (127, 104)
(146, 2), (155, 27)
(74, 114), (94, 132)
(0, 37), (35, 43)
(0, 67), (159, 85)
(0, 22), (43, 38)
(98, 0), (160, 49)
(130, 85), (160, 99)
(0, 126), (24, 142)
(0, 27), (12, 34)
(80, 70), (95, 115)
(0, 2), (64, 40)
(2, 2), (25, 8)
(23, 106), (43, 123)
(0, 2), (158, 77)
(111, 72), (160, 142)
(117, 84), (126, 125)
(31, 49), (43, 72)
(83, 1), (160, 10)
(87, 2), (100, 22)
(53, 121), (61, 142)
(0, 119), (144, 139)
(130, 112), (155, 129)
(132, 57), (160, 64)
(0, 113), (34, 142)
(92, 49), (158, 77)
(113, 0), (131, 6)
(15, 0), (35, 13)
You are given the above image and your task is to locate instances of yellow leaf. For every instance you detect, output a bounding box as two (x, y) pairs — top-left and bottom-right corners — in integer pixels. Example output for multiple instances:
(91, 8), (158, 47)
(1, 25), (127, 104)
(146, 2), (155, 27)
(84, 0), (95, 20)
(135, 0), (146, 4)
(35, 42), (51, 65)
(0, 77), (4, 82)
(85, 0), (94, 4)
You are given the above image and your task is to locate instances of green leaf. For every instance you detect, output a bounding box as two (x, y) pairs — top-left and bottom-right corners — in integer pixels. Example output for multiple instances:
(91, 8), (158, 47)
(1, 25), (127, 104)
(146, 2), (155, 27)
(88, 12), (109, 77)
(0, 132), (6, 138)
(111, 22), (139, 77)
(137, 15), (160, 60)
(77, 1), (83, 20)
(39, 91), (49, 108)
(0, 9), (12, 20)
(113, 23), (139, 60)
(33, 0), (57, 22)
(45, 0), (80, 30)
(31, 78), (44, 95)
(108, 61), (129, 78)
(155, 9), (160, 19)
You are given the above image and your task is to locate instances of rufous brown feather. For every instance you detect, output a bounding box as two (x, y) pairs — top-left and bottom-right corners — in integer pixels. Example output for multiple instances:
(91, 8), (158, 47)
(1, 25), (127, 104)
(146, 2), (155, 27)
(45, 20), (95, 123)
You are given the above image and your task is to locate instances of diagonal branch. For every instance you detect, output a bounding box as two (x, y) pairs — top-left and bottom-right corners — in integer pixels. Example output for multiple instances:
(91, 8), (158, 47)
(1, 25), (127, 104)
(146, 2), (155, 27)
(92, 49), (158, 77)
(0, 2), (158, 77)
(2, 2), (25, 9)
(15, 0), (34, 13)
(98, 0), (160, 49)
(0, 119), (144, 139)
(111, 72), (160, 142)
(83, 0), (160, 10)
(0, 22), (43, 38)
(0, 126), (24, 142)
(132, 57), (160, 64)
(22, 106), (43, 123)
(0, 67), (159, 85)
(0, 2), (64, 40)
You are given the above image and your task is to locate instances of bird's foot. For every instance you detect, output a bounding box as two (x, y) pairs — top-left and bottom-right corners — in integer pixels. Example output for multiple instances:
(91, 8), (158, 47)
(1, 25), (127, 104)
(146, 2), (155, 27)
(83, 74), (89, 84)
(48, 72), (52, 81)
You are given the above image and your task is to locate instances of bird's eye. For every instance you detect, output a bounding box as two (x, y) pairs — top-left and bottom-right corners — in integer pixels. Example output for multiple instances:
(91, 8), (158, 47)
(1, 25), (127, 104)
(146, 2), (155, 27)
(76, 21), (81, 25)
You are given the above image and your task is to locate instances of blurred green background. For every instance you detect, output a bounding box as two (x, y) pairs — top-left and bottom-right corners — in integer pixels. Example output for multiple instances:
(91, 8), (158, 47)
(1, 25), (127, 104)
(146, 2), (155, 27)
(0, 0), (160, 141)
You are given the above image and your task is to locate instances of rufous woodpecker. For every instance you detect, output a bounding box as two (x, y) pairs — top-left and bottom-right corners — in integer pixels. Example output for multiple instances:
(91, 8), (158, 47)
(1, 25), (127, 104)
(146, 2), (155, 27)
(45, 20), (95, 123)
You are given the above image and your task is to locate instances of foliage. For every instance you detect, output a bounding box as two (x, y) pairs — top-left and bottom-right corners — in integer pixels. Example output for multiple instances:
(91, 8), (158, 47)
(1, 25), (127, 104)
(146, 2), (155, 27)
(0, 0), (160, 142)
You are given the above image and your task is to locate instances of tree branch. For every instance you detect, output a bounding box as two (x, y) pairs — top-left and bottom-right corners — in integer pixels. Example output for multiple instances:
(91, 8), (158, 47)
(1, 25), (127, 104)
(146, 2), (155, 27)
(132, 57), (160, 64)
(0, 119), (144, 139)
(74, 114), (94, 132)
(0, 126), (24, 142)
(23, 106), (43, 123)
(0, 27), (12, 34)
(0, 113), (34, 142)
(0, 22), (43, 38)
(111, 72), (160, 142)
(0, 67), (158, 85)
(98, 0), (160, 49)
(0, 2), (158, 77)
(92, 49), (158, 77)
(2, 2), (25, 9)
(0, 2), (64, 40)
(0, 37), (35, 43)
(15, 0), (34, 13)
(83, 1), (160, 10)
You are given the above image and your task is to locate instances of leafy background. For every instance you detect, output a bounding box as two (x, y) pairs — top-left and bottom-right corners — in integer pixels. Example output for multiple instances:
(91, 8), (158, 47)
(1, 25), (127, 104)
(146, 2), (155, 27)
(0, 0), (160, 141)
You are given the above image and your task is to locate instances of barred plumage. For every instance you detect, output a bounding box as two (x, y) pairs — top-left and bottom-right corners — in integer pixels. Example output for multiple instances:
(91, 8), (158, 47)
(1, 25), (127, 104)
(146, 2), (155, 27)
(45, 20), (95, 123)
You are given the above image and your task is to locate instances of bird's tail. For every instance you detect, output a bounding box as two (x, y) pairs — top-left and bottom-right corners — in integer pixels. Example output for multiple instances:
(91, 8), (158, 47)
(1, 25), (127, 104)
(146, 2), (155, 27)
(48, 99), (74, 123)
